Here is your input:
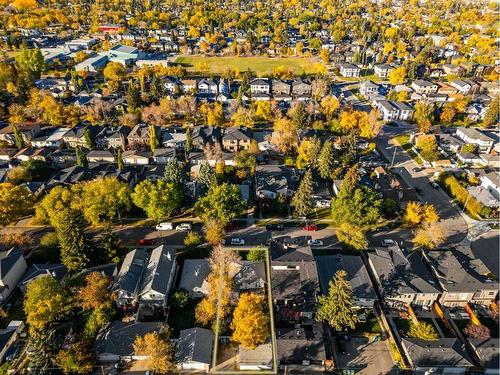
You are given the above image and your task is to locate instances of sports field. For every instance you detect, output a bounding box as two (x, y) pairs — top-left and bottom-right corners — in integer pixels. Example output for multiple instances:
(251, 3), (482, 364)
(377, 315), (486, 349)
(174, 55), (324, 76)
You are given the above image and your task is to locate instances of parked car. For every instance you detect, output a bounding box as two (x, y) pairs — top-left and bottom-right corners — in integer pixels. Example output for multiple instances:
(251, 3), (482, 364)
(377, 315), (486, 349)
(230, 238), (245, 246)
(381, 239), (396, 247)
(138, 238), (155, 246)
(429, 181), (439, 189)
(175, 223), (192, 231)
(307, 239), (324, 247)
(266, 224), (284, 231)
(303, 224), (318, 231)
(156, 222), (173, 231)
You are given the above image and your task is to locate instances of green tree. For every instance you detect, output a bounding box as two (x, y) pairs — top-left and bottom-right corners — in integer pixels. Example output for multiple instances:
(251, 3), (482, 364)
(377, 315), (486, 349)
(27, 328), (59, 373)
(336, 223), (368, 250)
(171, 289), (190, 309)
(76, 146), (88, 168)
(132, 180), (182, 221)
(185, 126), (193, 153)
(24, 276), (71, 334)
(117, 148), (124, 170)
(184, 231), (201, 248)
(197, 162), (216, 195)
(126, 80), (141, 112)
(149, 124), (159, 152)
(194, 183), (246, 225)
(13, 125), (25, 149)
(101, 224), (124, 263)
(247, 247), (267, 262)
(164, 159), (186, 186)
(291, 170), (313, 217)
(318, 140), (337, 179)
(408, 321), (439, 340)
(316, 270), (358, 331)
(0, 183), (34, 226)
(57, 209), (91, 272)
(83, 128), (95, 150)
(15, 47), (45, 79)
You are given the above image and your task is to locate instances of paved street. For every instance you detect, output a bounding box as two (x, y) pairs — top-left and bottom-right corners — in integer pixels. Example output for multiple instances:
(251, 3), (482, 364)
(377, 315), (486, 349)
(471, 230), (499, 277)
(375, 125), (469, 245)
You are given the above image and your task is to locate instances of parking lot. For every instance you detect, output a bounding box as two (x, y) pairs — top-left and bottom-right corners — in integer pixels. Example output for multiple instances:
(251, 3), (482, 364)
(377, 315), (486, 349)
(335, 336), (397, 375)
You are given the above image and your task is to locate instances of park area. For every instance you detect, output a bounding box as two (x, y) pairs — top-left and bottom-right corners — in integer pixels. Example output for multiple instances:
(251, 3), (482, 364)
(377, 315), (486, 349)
(174, 55), (325, 76)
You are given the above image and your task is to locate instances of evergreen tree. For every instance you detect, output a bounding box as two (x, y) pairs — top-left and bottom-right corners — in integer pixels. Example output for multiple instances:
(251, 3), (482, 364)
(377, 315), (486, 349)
(316, 270), (358, 331)
(117, 148), (124, 170)
(291, 169), (313, 217)
(197, 162), (216, 196)
(185, 126), (193, 154)
(13, 125), (25, 149)
(75, 146), (88, 168)
(318, 140), (336, 179)
(164, 159), (186, 186)
(126, 80), (141, 112)
(27, 327), (59, 374)
(149, 74), (164, 101)
(57, 209), (90, 272)
(101, 224), (123, 263)
(83, 127), (95, 149)
(149, 124), (159, 152)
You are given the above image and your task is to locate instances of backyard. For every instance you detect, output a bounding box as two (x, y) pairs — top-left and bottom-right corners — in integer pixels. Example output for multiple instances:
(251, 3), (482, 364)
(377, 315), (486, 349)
(174, 55), (325, 76)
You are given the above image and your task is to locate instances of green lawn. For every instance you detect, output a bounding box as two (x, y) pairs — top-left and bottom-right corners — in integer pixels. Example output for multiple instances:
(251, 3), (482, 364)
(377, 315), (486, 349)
(174, 55), (325, 76)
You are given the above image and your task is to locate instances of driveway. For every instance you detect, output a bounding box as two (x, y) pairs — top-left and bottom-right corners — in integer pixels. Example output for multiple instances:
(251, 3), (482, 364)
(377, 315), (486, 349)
(375, 125), (468, 245)
(335, 336), (397, 375)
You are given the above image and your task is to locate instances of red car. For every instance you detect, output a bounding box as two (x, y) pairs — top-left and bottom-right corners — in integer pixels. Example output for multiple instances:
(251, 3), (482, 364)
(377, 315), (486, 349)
(138, 238), (155, 246)
(303, 224), (318, 231)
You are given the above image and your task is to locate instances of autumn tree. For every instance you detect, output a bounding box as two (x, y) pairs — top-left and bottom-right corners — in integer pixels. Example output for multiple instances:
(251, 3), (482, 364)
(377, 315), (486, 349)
(321, 96), (340, 120)
(291, 169), (313, 217)
(414, 101), (434, 133)
(404, 202), (439, 226)
(133, 329), (173, 373)
(132, 180), (182, 221)
(231, 293), (270, 349)
(412, 222), (446, 249)
(463, 322), (491, 339)
(408, 321), (439, 340)
(103, 62), (126, 91)
(336, 223), (368, 250)
(316, 270), (358, 331)
(0, 183), (34, 226)
(15, 47), (45, 79)
(270, 117), (297, 153)
(56, 341), (94, 375)
(483, 96), (499, 127)
(24, 276), (71, 334)
(194, 183), (246, 225)
(79, 272), (114, 311)
(296, 137), (321, 169)
(388, 66), (406, 85)
(203, 219), (226, 246)
(247, 247), (267, 262)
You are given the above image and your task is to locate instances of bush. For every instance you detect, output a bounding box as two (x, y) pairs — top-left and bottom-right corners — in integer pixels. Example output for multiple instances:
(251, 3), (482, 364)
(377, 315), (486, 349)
(184, 231), (201, 248)
(247, 247), (267, 262)
(171, 289), (190, 309)
(40, 232), (59, 250)
(463, 322), (491, 339)
(408, 321), (439, 340)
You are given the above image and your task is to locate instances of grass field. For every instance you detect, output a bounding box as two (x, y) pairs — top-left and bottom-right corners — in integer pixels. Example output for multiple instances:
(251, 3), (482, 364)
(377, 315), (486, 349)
(174, 55), (324, 76)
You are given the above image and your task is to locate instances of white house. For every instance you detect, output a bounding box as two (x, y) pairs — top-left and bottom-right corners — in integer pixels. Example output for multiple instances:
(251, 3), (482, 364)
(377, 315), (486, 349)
(75, 55), (109, 74)
(480, 171), (500, 200)
(0, 249), (27, 303)
(411, 80), (439, 95)
(339, 63), (360, 78)
(374, 63), (394, 78)
(175, 327), (214, 371)
(250, 78), (271, 94)
(455, 127), (495, 153)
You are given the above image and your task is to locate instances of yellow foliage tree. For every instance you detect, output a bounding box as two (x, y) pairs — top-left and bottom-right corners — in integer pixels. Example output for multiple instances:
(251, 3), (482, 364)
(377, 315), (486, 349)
(412, 222), (446, 249)
(231, 293), (270, 349)
(133, 331), (173, 373)
(271, 117), (297, 153)
(388, 66), (406, 85)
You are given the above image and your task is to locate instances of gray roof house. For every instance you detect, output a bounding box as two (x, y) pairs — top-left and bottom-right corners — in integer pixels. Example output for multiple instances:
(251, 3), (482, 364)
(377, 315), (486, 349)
(0, 249), (27, 303)
(115, 249), (149, 307)
(276, 325), (326, 367)
(255, 165), (299, 199)
(175, 327), (214, 372)
(95, 321), (162, 362)
(367, 246), (440, 309)
(18, 263), (66, 292)
(424, 250), (499, 307)
(401, 338), (473, 373)
(316, 255), (377, 309)
(468, 338), (500, 372)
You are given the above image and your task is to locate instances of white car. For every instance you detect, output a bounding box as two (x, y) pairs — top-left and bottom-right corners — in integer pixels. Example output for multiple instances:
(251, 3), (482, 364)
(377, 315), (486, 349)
(156, 222), (173, 231)
(175, 223), (192, 231)
(307, 239), (324, 247)
(230, 238), (245, 246)
(381, 239), (396, 247)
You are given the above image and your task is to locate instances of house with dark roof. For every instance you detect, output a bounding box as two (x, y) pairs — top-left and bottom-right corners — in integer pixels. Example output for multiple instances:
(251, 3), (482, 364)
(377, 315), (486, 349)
(222, 126), (252, 152)
(115, 249), (149, 307)
(401, 338), (473, 373)
(87, 150), (115, 164)
(191, 126), (222, 150)
(468, 338), (500, 373)
(424, 250), (498, 307)
(0, 123), (41, 146)
(18, 263), (66, 293)
(95, 321), (162, 362)
(95, 126), (131, 150)
(0, 249), (27, 303)
(62, 125), (100, 149)
(175, 327), (214, 371)
(127, 124), (159, 150)
(179, 259), (210, 298)
(276, 325), (326, 368)
(316, 255), (377, 309)
(255, 165), (299, 199)
(367, 246), (440, 309)
(0, 321), (24, 363)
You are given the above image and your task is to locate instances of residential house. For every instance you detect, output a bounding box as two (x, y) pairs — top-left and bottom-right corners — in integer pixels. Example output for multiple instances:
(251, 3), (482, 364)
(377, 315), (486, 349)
(175, 327), (214, 372)
(127, 124), (159, 149)
(250, 78), (271, 95)
(95, 321), (162, 362)
(367, 246), (440, 309)
(64, 38), (97, 51)
(466, 103), (487, 122)
(316, 255), (377, 309)
(95, 126), (131, 150)
(191, 126), (222, 150)
(480, 172), (500, 200)
(455, 128), (494, 153)
(0, 123), (41, 146)
(18, 263), (66, 293)
(222, 126), (252, 152)
(468, 338), (500, 374)
(161, 128), (187, 149)
(13, 147), (51, 163)
(424, 250), (498, 307)
(374, 167), (419, 209)
(339, 63), (360, 78)
(197, 78), (219, 95)
(442, 64), (466, 77)
(276, 326), (326, 369)
(411, 80), (439, 95)
(255, 165), (298, 199)
(450, 79), (479, 95)
(360, 80), (379, 97)
(0, 249), (27, 303)
(437, 133), (465, 154)
(401, 338), (473, 374)
(0, 321), (24, 363)
(437, 82), (459, 96)
(46, 166), (93, 189)
(31, 127), (70, 148)
(122, 150), (150, 165)
(467, 186), (498, 208)
(152, 148), (176, 164)
(62, 125), (100, 149)
(374, 64), (394, 78)
(291, 78), (312, 99)
(115, 245), (177, 307)
(75, 54), (109, 74)
(239, 342), (273, 370)
(49, 149), (77, 168)
(180, 79), (197, 94)
(163, 76), (179, 94)
(272, 80), (291, 96)
(87, 150), (115, 164)
(179, 259), (210, 298)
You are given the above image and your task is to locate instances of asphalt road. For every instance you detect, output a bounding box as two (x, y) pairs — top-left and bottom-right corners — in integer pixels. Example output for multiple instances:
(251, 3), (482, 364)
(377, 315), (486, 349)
(471, 230), (499, 277)
(375, 125), (469, 245)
